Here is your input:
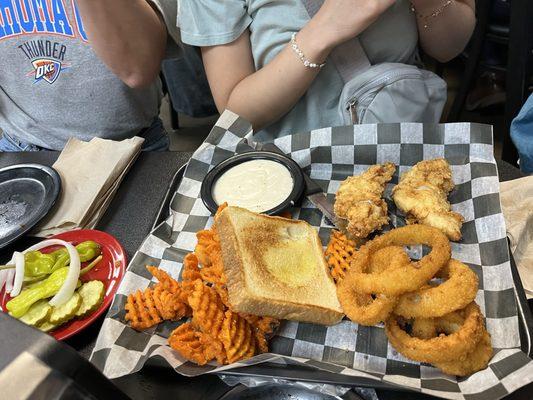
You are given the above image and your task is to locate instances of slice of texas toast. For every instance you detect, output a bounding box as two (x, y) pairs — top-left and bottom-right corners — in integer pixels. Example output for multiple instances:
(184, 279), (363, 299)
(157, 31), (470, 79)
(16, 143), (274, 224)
(215, 206), (343, 325)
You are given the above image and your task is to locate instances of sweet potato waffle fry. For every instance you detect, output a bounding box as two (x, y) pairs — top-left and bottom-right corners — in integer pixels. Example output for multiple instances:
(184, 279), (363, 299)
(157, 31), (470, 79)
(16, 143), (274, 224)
(153, 285), (191, 321)
(220, 310), (258, 364)
(168, 322), (226, 365)
(146, 266), (181, 293)
(325, 230), (358, 282)
(125, 288), (162, 330)
(188, 280), (226, 338)
(180, 253), (202, 301)
(124, 203), (279, 366)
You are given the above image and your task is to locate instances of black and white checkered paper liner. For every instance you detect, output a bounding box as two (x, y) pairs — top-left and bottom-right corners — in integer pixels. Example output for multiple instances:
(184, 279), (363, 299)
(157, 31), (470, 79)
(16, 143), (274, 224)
(91, 111), (533, 399)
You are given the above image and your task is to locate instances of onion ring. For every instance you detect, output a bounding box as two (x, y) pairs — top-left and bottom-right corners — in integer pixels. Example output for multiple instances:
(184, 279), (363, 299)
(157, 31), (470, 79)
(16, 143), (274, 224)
(434, 328), (493, 376)
(394, 259), (479, 318)
(368, 246), (411, 274)
(343, 225), (450, 296)
(385, 302), (484, 364)
(336, 246), (411, 326)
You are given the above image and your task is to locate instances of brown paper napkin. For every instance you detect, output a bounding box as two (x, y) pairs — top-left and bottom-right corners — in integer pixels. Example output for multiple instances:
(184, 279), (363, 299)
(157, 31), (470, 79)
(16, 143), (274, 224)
(500, 176), (533, 299)
(33, 137), (144, 237)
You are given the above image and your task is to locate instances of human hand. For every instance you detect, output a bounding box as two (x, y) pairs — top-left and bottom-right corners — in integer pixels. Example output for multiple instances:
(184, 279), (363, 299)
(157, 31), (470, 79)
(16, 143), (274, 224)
(311, 0), (396, 49)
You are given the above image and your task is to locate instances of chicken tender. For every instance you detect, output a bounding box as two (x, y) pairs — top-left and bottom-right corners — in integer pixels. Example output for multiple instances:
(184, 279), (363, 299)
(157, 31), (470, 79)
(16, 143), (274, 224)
(334, 163), (396, 240)
(392, 159), (464, 241)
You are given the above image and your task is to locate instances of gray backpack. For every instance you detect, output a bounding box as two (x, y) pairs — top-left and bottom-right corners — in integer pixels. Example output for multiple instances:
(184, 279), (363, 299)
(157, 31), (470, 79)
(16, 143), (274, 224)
(303, 0), (447, 124)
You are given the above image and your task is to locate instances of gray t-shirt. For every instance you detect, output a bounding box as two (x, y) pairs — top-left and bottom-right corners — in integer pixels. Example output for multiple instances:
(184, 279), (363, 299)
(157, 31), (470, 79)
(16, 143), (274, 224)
(179, 0), (418, 139)
(0, 0), (179, 150)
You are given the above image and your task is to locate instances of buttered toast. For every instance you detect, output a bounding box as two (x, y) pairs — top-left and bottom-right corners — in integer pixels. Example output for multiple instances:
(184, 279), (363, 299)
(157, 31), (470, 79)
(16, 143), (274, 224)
(215, 206), (343, 325)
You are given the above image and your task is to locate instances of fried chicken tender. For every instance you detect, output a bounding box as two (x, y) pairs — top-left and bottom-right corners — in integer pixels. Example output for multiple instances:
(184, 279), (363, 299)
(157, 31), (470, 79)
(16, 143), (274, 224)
(334, 163), (396, 240)
(392, 159), (464, 241)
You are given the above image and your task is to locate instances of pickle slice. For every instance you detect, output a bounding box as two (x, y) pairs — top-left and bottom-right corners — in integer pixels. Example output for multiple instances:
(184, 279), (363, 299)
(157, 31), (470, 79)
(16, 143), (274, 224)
(38, 321), (59, 333)
(18, 300), (52, 327)
(49, 292), (82, 325)
(75, 281), (105, 318)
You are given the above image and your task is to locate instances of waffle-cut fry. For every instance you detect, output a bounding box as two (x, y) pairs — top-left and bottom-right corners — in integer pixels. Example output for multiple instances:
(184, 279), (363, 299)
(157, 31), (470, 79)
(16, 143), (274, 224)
(195, 230), (218, 267)
(125, 288), (162, 330)
(215, 203), (228, 216)
(220, 310), (257, 364)
(146, 266), (180, 293)
(153, 285), (191, 321)
(188, 280), (226, 338)
(240, 314), (280, 336)
(182, 253), (202, 282)
(325, 230), (358, 282)
(200, 265), (225, 286)
(180, 253), (202, 302)
(254, 330), (269, 354)
(168, 323), (226, 365)
(213, 283), (231, 308)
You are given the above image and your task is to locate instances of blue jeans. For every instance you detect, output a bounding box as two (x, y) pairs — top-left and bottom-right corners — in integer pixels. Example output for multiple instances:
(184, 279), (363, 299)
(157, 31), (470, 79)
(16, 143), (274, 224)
(511, 94), (533, 174)
(0, 131), (43, 151)
(0, 117), (169, 152)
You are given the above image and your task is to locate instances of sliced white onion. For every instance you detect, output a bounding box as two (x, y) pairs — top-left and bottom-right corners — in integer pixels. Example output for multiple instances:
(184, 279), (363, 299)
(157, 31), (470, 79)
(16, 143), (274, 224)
(5, 269), (15, 294)
(0, 270), (9, 292)
(9, 239), (81, 306)
(4, 239), (80, 305)
(10, 252), (25, 297)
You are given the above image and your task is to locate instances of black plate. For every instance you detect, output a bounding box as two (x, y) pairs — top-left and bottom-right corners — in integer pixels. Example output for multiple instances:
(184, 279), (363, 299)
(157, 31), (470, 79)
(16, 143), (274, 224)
(0, 164), (61, 249)
(200, 151), (305, 215)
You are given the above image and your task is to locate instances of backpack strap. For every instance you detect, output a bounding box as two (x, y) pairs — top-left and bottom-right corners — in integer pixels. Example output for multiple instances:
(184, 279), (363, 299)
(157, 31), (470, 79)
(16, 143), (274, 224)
(300, 0), (371, 83)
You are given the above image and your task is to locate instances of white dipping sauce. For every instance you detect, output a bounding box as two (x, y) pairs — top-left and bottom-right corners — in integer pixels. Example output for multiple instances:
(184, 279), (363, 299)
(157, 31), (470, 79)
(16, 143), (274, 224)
(212, 159), (294, 212)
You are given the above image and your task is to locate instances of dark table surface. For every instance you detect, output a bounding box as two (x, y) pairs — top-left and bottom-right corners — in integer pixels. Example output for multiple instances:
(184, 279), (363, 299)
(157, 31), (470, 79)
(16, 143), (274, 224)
(0, 152), (530, 400)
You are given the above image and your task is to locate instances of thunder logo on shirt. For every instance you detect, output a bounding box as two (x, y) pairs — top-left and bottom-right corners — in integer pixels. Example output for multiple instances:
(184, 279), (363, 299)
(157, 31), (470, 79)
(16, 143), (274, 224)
(0, 0), (88, 84)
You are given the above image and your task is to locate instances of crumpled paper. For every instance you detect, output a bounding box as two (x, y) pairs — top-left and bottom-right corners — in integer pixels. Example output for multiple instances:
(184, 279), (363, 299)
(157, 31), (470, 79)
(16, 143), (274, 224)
(33, 137), (144, 237)
(500, 176), (533, 299)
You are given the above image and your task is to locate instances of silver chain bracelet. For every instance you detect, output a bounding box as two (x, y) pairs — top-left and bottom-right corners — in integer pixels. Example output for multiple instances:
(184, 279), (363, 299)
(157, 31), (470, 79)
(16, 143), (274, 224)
(290, 33), (326, 69)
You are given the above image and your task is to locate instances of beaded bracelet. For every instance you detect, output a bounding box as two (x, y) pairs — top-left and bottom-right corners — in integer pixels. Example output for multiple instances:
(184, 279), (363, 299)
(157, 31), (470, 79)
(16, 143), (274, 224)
(411, 0), (454, 29)
(290, 33), (326, 69)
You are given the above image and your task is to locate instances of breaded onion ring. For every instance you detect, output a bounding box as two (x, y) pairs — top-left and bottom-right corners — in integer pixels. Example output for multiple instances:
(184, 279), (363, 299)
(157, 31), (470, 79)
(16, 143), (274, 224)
(343, 225), (450, 296)
(434, 328), (493, 376)
(385, 303), (484, 364)
(336, 246), (411, 326)
(394, 259), (479, 318)
(368, 246), (412, 274)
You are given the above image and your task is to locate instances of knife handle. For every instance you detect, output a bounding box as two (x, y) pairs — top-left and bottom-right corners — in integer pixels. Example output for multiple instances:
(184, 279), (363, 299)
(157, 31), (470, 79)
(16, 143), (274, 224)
(260, 143), (323, 196)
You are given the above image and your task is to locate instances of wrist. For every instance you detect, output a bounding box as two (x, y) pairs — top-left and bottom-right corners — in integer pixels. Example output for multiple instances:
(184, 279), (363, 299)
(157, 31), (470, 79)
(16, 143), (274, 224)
(297, 19), (336, 63)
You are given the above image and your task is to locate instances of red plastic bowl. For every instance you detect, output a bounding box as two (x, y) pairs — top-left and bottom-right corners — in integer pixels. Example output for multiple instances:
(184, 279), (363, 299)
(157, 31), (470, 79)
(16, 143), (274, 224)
(0, 229), (126, 340)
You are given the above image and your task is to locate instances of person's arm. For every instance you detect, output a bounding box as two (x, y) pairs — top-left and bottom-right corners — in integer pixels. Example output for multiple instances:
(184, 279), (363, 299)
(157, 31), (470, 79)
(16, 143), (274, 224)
(411, 0), (476, 62)
(202, 0), (395, 131)
(76, 0), (167, 88)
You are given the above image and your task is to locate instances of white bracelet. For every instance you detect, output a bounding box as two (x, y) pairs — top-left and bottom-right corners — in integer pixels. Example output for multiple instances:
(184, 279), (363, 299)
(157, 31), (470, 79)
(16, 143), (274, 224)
(290, 33), (326, 69)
